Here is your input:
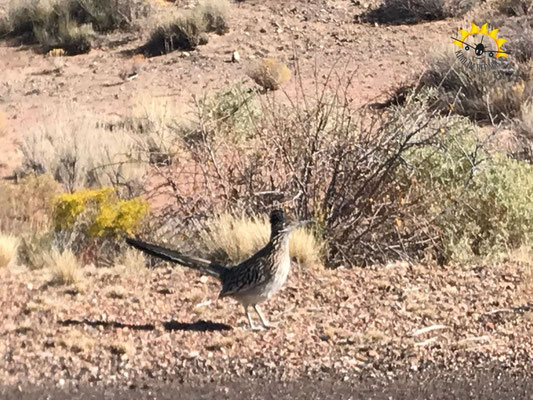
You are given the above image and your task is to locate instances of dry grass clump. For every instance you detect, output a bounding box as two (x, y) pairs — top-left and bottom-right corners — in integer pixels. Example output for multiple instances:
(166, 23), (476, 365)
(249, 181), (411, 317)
(420, 49), (528, 122)
(6, 0), (94, 54)
(125, 95), (184, 166)
(513, 99), (533, 161)
(198, 0), (230, 34)
(497, 0), (532, 16)
(45, 249), (84, 285)
(114, 248), (147, 275)
(200, 213), (270, 264)
(143, 11), (207, 56)
(4, 0), (151, 54)
(0, 234), (20, 269)
(248, 58), (291, 91)
(19, 110), (145, 193)
(142, 0), (229, 56)
(509, 246), (533, 298)
(0, 174), (59, 235)
(359, 0), (477, 25)
(199, 213), (323, 268)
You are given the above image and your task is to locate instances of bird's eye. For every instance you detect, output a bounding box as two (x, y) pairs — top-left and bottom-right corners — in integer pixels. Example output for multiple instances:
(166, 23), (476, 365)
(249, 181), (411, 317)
(489, 52), (494, 57)
(465, 45), (470, 51)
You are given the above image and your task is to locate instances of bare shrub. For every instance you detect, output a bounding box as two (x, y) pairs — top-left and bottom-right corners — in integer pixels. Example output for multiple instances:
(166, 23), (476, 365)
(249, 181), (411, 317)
(520, 99), (533, 137)
(248, 58), (291, 91)
(0, 234), (19, 269)
(0, 16), (9, 37)
(504, 18), (533, 64)
(139, 55), (533, 266)
(511, 99), (533, 161)
(139, 69), (474, 266)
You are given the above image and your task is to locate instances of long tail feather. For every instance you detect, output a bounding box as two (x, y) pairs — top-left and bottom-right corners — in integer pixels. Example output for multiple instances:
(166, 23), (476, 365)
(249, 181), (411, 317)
(125, 238), (228, 279)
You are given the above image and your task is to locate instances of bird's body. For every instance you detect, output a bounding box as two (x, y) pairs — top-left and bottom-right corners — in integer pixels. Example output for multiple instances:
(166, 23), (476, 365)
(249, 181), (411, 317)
(126, 210), (308, 329)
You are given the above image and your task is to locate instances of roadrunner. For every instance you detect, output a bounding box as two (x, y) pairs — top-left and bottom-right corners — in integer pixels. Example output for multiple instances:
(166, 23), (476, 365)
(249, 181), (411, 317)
(125, 210), (310, 330)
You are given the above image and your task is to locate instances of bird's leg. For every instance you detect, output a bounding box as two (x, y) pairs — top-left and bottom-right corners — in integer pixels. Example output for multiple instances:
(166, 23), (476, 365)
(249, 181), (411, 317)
(254, 304), (277, 329)
(244, 305), (263, 331)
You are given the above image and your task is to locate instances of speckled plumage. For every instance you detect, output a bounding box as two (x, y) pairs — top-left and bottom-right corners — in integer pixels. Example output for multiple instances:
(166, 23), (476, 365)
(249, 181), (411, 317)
(126, 210), (308, 329)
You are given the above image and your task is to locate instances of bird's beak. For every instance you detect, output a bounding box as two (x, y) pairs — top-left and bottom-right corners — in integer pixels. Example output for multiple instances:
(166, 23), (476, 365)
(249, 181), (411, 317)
(286, 219), (313, 232)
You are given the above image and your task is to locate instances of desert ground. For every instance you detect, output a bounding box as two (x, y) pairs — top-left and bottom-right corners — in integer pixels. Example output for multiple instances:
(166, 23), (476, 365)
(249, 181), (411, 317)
(1, 0), (533, 398)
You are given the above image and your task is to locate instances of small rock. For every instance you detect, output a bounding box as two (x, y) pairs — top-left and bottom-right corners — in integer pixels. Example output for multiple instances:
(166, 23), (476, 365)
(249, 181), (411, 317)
(232, 51), (240, 63)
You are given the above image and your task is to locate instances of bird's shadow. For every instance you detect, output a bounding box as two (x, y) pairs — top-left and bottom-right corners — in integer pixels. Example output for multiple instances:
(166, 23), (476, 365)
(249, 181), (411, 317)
(163, 319), (232, 332)
(59, 318), (231, 332)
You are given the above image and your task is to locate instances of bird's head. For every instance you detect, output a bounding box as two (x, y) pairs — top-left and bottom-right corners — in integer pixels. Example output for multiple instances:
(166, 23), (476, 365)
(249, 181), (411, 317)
(269, 209), (311, 238)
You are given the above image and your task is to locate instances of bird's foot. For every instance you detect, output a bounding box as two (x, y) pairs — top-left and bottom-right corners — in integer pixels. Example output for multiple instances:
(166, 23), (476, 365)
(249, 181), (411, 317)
(245, 324), (266, 331)
(261, 321), (279, 329)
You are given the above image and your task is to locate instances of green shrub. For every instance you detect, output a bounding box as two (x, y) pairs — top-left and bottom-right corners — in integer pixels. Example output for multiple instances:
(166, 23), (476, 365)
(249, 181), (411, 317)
(404, 120), (533, 261)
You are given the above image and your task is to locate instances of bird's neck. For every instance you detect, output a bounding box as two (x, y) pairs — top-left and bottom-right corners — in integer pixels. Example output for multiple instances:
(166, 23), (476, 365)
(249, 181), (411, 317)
(270, 231), (290, 251)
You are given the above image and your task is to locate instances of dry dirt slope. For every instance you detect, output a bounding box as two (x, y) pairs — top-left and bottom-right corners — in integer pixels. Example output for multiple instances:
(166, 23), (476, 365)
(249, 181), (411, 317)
(0, 0), (457, 177)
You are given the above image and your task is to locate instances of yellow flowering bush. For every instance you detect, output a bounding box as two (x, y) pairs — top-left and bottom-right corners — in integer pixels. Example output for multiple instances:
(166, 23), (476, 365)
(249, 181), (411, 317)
(54, 187), (149, 237)
(90, 198), (150, 237)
